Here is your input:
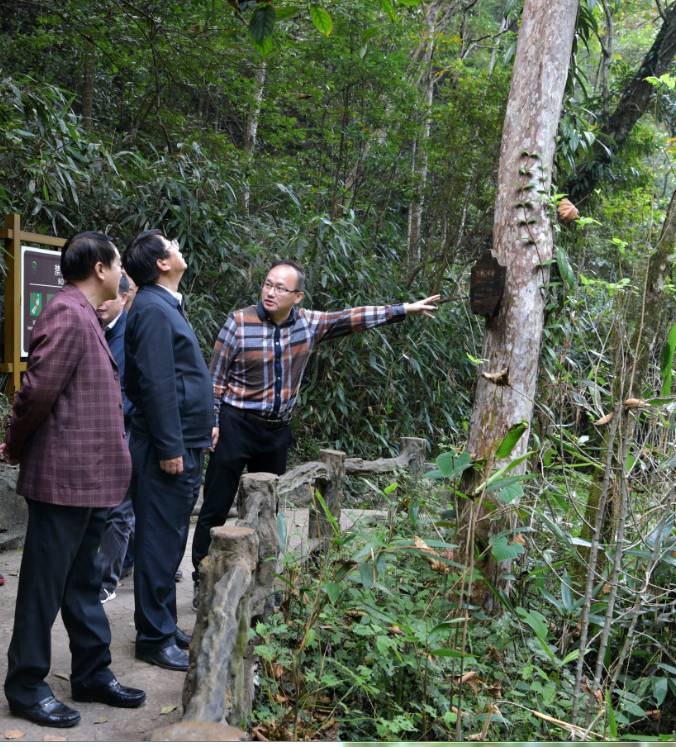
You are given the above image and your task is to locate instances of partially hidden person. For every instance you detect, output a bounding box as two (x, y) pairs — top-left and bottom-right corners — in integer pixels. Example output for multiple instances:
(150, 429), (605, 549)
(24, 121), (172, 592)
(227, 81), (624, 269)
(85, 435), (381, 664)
(96, 273), (136, 604)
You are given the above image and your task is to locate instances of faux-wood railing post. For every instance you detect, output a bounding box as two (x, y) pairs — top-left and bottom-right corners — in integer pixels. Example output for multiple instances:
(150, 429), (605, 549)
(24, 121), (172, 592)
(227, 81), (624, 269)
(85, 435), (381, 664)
(399, 437), (427, 475)
(309, 448), (345, 539)
(183, 525), (258, 724)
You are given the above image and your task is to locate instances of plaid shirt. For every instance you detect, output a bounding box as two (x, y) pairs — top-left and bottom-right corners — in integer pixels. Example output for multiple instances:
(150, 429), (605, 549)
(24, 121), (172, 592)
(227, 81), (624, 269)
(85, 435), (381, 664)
(210, 301), (406, 420)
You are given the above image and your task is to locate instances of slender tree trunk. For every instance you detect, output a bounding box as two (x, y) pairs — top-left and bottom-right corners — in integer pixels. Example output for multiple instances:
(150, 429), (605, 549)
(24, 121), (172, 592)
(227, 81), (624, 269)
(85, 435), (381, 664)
(569, 3), (676, 202)
(81, 38), (95, 128)
(595, 0), (614, 116)
(243, 62), (267, 215)
(407, 1), (440, 265)
(580, 189), (676, 548)
(459, 0), (579, 601)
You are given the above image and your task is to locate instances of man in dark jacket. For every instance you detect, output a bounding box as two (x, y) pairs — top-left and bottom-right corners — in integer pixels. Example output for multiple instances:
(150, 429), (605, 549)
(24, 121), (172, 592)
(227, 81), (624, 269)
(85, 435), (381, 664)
(123, 229), (213, 671)
(1, 232), (145, 728)
(96, 273), (135, 603)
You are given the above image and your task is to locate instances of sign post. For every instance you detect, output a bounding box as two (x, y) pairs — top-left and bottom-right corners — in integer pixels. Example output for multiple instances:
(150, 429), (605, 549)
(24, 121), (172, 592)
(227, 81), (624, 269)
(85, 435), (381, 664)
(1, 214), (65, 393)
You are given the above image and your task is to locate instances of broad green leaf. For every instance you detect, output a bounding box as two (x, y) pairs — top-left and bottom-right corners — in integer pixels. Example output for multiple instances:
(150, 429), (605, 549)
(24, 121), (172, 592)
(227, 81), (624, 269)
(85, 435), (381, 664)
(275, 6), (299, 20)
(620, 699), (646, 718)
(358, 559), (375, 588)
(485, 475), (526, 504)
(309, 5), (333, 36)
(652, 677), (668, 706)
(375, 635), (392, 655)
(249, 5), (275, 43)
(494, 421), (528, 460)
(516, 607), (548, 640)
(490, 535), (525, 562)
(555, 245), (576, 290)
(435, 450), (472, 479)
(322, 582), (341, 605)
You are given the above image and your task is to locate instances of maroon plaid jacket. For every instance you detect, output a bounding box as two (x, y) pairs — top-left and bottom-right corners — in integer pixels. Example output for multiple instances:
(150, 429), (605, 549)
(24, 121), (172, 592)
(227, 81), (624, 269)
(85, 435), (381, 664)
(5, 284), (131, 507)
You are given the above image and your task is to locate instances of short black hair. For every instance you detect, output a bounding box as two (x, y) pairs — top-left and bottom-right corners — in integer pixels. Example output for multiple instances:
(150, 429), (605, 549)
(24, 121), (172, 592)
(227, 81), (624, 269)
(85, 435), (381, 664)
(269, 259), (305, 291)
(118, 273), (130, 295)
(123, 229), (169, 286)
(60, 231), (117, 282)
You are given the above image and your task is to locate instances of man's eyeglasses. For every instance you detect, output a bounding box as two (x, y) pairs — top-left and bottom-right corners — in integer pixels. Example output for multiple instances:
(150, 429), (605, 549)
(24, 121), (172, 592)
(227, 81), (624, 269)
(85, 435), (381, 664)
(263, 281), (300, 295)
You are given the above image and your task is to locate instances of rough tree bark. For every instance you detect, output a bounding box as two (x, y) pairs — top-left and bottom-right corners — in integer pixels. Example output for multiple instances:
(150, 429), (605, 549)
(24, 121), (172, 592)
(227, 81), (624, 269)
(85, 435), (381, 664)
(568, 2), (676, 203)
(459, 0), (579, 601)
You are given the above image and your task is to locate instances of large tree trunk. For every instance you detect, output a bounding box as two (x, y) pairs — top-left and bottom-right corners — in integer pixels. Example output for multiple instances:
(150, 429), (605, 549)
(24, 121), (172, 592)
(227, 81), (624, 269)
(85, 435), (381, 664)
(568, 2), (676, 202)
(459, 0), (579, 602)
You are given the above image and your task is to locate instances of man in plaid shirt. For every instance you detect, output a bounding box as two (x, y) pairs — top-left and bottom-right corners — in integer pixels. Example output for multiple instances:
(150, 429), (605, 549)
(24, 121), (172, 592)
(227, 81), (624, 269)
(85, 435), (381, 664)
(191, 259), (438, 601)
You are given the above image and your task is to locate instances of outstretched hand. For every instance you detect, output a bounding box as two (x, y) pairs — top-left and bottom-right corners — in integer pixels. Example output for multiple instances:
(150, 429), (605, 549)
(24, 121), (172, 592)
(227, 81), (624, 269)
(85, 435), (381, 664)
(404, 294), (440, 319)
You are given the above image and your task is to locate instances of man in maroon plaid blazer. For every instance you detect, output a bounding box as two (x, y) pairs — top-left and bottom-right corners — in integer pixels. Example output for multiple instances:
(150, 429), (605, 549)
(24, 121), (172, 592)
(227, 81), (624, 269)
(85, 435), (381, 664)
(1, 232), (145, 728)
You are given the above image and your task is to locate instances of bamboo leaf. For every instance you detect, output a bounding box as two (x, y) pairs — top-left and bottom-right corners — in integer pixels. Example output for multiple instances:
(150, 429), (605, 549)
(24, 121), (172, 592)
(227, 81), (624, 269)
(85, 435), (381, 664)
(494, 421), (528, 460)
(660, 323), (676, 395)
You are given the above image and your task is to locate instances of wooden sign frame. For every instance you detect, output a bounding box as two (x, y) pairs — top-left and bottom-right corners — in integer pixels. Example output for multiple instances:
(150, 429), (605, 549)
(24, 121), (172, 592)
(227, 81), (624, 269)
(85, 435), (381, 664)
(0, 214), (65, 393)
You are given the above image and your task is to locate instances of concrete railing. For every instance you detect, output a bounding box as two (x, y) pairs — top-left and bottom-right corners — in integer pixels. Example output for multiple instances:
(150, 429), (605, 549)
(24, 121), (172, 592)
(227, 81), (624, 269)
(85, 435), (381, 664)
(181, 437), (427, 728)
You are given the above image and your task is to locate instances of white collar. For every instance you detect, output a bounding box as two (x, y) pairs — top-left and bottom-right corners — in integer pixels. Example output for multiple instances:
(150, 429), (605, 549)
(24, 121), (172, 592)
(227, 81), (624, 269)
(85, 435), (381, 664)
(155, 282), (183, 304)
(106, 311), (123, 331)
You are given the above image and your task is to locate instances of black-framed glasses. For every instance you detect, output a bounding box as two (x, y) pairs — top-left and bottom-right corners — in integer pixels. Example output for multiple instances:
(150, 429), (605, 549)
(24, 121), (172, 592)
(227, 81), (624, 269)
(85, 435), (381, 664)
(263, 280), (300, 295)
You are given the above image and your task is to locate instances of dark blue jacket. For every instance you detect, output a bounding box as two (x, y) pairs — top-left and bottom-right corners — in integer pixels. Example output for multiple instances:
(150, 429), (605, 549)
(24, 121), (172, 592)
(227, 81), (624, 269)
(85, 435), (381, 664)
(105, 309), (134, 425)
(124, 284), (213, 459)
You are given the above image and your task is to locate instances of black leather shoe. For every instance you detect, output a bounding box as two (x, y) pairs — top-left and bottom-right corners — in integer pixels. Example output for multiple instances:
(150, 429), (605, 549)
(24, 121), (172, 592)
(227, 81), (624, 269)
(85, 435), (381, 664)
(9, 696), (81, 728)
(136, 643), (189, 671)
(72, 678), (145, 708)
(175, 626), (192, 650)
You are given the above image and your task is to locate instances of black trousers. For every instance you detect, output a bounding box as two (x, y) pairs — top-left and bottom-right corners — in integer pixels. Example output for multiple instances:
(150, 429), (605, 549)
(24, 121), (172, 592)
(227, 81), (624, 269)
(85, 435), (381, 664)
(191, 407), (291, 581)
(5, 500), (114, 709)
(130, 433), (203, 652)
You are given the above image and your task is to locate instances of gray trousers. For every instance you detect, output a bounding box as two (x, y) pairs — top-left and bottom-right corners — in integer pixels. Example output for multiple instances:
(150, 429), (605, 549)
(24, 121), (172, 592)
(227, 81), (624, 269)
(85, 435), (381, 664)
(99, 490), (135, 593)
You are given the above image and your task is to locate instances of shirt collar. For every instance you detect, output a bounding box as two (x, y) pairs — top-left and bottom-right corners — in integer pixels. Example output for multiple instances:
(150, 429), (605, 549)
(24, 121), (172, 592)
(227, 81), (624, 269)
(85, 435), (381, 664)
(155, 282), (183, 305)
(255, 301), (298, 327)
(106, 311), (124, 331)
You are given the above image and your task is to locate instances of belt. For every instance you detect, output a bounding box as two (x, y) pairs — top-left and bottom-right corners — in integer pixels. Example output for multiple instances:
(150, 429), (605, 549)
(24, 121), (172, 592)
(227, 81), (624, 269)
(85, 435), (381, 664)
(224, 404), (291, 428)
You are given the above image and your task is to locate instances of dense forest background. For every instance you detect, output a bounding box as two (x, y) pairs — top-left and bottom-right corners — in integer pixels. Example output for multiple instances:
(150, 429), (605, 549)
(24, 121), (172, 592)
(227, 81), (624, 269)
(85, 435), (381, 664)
(1, 0), (674, 740)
